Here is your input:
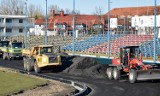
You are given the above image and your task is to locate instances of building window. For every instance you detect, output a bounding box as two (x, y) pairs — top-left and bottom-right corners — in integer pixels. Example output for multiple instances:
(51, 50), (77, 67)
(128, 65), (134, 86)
(92, 24), (102, 29)
(19, 29), (23, 33)
(0, 27), (3, 32)
(76, 25), (83, 30)
(0, 18), (4, 23)
(19, 19), (23, 23)
(56, 24), (65, 29)
(6, 28), (12, 33)
(6, 19), (12, 23)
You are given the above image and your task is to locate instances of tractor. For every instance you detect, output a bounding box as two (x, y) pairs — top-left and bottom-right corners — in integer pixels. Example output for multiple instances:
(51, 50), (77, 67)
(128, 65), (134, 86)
(106, 46), (160, 83)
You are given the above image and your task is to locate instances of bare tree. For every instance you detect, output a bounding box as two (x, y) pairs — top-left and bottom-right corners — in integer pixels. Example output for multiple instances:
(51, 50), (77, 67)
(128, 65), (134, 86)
(94, 6), (104, 16)
(48, 4), (60, 14)
(28, 4), (44, 18)
(65, 8), (71, 14)
(0, 0), (24, 15)
(75, 10), (80, 14)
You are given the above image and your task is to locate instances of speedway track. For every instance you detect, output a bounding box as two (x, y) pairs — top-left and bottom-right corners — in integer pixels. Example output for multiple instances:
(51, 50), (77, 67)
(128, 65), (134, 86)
(1, 59), (160, 96)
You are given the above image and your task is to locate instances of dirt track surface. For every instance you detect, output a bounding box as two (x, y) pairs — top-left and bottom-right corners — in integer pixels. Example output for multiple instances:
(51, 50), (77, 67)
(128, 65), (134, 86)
(1, 56), (160, 96)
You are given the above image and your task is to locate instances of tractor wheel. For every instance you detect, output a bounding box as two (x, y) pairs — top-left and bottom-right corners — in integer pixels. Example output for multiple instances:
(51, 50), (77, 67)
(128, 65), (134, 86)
(23, 57), (27, 71)
(129, 69), (137, 83)
(113, 67), (120, 80)
(34, 62), (41, 73)
(106, 67), (113, 80)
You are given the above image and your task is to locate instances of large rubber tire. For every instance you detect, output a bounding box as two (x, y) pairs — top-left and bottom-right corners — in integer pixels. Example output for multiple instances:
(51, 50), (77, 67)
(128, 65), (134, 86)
(34, 62), (41, 73)
(26, 58), (32, 72)
(106, 67), (113, 80)
(23, 57), (27, 71)
(3, 53), (7, 60)
(129, 69), (137, 83)
(113, 67), (120, 80)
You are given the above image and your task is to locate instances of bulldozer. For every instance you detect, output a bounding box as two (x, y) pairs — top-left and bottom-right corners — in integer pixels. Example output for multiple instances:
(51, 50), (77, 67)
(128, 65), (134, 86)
(2, 40), (23, 60)
(106, 46), (160, 83)
(22, 45), (62, 73)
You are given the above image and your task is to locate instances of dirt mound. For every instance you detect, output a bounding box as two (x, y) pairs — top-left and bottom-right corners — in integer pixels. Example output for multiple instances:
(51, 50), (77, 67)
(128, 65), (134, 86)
(62, 56), (108, 78)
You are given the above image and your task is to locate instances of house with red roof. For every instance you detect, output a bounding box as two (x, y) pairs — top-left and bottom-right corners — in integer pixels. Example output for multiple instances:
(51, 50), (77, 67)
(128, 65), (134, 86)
(30, 6), (160, 36)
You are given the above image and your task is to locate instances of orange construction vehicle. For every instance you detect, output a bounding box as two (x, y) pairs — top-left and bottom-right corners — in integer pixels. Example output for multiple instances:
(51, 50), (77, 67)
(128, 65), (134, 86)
(106, 46), (160, 83)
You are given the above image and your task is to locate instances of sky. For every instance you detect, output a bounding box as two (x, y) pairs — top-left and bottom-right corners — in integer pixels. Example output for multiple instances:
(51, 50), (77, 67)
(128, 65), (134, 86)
(26, 0), (160, 14)
(1, 0), (160, 14)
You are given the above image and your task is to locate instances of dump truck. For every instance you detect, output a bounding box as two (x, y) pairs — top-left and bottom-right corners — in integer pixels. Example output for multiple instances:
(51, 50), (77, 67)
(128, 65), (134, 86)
(2, 41), (23, 60)
(0, 40), (9, 57)
(106, 46), (160, 83)
(22, 45), (62, 73)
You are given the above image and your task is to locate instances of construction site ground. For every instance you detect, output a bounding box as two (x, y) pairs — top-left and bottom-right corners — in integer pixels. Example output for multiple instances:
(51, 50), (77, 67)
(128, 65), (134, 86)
(1, 55), (160, 96)
(0, 67), (76, 96)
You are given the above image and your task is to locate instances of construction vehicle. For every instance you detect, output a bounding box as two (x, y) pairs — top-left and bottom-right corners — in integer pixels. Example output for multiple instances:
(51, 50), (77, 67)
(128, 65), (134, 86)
(22, 45), (62, 73)
(106, 46), (160, 83)
(0, 40), (9, 57)
(2, 41), (23, 60)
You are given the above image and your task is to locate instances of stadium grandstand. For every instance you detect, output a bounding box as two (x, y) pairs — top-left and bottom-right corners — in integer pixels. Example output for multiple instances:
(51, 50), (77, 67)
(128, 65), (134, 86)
(1, 6), (160, 60)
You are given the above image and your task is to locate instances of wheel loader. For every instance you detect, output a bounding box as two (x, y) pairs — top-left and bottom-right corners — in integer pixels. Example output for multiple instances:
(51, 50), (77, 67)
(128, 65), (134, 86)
(2, 40), (23, 60)
(0, 40), (9, 58)
(22, 45), (62, 73)
(106, 46), (160, 83)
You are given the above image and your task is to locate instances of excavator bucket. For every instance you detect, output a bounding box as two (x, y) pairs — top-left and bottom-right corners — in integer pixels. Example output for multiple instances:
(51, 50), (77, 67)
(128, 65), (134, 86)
(136, 69), (160, 80)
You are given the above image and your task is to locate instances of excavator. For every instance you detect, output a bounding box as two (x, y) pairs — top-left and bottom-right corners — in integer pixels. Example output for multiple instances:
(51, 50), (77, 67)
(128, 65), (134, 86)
(106, 46), (160, 83)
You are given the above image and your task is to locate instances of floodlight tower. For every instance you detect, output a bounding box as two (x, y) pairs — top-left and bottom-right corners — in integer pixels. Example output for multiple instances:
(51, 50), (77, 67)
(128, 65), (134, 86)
(107, 0), (111, 58)
(72, 0), (76, 55)
(45, 0), (48, 45)
(153, 0), (157, 63)
(24, 0), (27, 48)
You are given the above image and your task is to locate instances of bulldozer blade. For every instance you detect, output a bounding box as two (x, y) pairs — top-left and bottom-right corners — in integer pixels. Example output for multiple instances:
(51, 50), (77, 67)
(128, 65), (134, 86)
(136, 69), (160, 81)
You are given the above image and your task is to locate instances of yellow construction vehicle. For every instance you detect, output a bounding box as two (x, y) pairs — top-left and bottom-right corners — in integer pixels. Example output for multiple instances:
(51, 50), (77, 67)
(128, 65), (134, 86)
(1, 40), (23, 60)
(22, 45), (62, 73)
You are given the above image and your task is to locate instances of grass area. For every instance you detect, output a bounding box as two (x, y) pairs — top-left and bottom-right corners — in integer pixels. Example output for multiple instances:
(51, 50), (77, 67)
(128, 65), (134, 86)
(0, 71), (47, 96)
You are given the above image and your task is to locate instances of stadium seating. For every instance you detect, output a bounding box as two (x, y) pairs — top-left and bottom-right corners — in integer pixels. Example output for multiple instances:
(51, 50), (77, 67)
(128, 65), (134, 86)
(140, 38), (160, 57)
(86, 34), (154, 54)
(62, 34), (120, 51)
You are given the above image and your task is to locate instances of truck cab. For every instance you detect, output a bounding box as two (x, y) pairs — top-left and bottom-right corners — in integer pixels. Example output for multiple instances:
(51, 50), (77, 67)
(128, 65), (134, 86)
(0, 41), (9, 57)
(3, 41), (23, 60)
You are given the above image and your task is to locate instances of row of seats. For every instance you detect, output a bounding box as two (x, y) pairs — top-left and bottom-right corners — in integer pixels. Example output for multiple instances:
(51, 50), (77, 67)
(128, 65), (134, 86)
(62, 34), (120, 51)
(86, 34), (154, 54)
(140, 38), (160, 57)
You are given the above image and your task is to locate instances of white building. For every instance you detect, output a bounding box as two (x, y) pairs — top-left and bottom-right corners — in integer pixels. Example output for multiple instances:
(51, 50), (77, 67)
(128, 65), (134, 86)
(29, 23), (66, 36)
(131, 15), (160, 36)
(0, 15), (32, 37)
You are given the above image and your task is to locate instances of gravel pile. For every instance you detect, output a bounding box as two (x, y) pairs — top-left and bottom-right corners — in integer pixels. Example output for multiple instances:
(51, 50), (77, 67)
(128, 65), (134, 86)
(62, 56), (108, 78)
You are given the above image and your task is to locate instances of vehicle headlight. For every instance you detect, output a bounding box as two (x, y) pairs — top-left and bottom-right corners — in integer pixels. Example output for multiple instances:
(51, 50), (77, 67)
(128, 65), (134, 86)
(42, 58), (47, 63)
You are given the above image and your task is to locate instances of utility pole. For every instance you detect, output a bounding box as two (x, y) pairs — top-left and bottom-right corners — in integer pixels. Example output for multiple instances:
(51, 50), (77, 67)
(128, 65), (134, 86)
(24, 0), (27, 48)
(153, 0), (157, 63)
(72, 0), (75, 55)
(107, 0), (110, 58)
(45, 0), (48, 45)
